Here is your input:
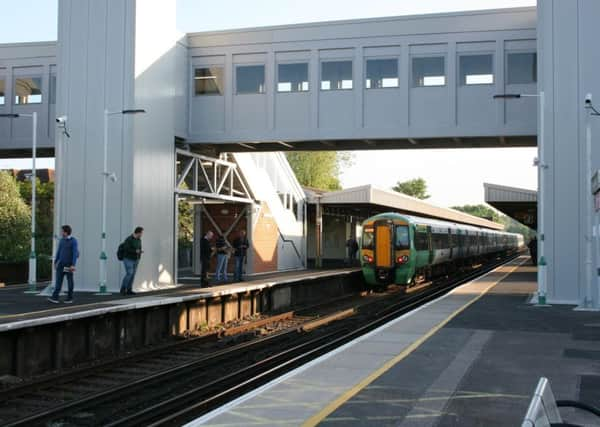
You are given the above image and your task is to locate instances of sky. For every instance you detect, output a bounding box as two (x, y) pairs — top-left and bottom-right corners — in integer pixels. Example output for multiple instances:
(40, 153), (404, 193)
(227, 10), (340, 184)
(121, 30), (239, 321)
(0, 0), (537, 207)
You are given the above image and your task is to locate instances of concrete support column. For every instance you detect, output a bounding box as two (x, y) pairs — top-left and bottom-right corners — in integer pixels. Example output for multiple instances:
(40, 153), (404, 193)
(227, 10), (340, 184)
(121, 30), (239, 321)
(57, 0), (177, 291)
(193, 204), (202, 275)
(537, 0), (600, 305)
(315, 197), (323, 268)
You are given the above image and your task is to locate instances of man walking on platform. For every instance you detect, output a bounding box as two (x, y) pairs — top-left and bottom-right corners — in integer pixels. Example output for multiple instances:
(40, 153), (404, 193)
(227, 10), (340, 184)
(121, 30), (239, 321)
(48, 225), (79, 304)
(233, 230), (249, 282)
(120, 226), (143, 295)
(200, 230), (214, 287)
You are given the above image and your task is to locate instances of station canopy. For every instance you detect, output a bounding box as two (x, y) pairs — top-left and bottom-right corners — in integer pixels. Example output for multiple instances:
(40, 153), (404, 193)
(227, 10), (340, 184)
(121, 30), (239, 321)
(305, 184), (504, 230)
(484, 183), (537, 230)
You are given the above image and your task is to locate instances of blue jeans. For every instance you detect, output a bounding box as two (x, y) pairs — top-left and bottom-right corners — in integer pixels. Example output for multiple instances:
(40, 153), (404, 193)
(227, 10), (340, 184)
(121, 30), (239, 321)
(52, 264), (74, 300)
(234, 256), (244, 281)
(216, 253), (229, 281)
(121, 258), (138, 292)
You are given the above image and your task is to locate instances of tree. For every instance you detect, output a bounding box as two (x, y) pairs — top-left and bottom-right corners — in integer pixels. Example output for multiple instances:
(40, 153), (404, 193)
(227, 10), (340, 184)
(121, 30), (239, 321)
(451, 204), (500, 222)
(392, 178), (430, 199)
(452, 203), (535, 241)
(18, 178), (54, 278)
(0, 171), (31, 262)
(286, 151), (353, 191)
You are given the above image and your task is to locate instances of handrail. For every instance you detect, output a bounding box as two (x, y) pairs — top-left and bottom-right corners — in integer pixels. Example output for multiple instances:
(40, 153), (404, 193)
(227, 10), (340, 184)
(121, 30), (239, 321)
(278, 230), (305, 268)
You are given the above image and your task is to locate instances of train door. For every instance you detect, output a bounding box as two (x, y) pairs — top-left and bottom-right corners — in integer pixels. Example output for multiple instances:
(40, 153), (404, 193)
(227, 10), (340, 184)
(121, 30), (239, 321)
(427, 226), (434, 264)
(375, 221), (393, 268)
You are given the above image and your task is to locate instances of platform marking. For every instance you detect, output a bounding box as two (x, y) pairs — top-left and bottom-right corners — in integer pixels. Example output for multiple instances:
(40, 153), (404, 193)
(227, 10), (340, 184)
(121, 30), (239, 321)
(302, 258), (525, 427)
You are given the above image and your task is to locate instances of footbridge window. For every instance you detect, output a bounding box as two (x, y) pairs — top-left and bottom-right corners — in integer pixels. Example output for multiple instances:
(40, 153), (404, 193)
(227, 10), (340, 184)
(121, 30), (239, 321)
(278, 63), (309, 92)
(460, 54), (494, 85)
(49, 74), (57, 104)
(321, 61), (353, 91)
(236, 65), (265, 94)
(0, 78), (4, 105)
(14, 76), (42, 104)
(194, 67), (224, 95)
(366, 59), (399, 89)
(412, 56), (446, 87)
(507, 52), (537, 84)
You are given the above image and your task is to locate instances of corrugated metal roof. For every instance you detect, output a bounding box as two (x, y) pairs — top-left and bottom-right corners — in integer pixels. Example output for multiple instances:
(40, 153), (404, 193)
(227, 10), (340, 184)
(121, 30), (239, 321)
(484, 182), (537, 203)
(305, 185), (503, 230)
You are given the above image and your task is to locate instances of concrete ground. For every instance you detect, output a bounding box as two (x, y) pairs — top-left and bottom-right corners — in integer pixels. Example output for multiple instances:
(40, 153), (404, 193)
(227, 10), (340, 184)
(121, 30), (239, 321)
(193, 259), (600, 427)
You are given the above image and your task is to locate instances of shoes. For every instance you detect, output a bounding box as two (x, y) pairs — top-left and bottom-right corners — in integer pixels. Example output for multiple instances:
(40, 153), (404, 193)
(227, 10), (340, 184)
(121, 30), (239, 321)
(120, 289), (126, 295)
(127, 290), (136, 295)
(47, 297), (60, 304)
(64, 299), (73, 304)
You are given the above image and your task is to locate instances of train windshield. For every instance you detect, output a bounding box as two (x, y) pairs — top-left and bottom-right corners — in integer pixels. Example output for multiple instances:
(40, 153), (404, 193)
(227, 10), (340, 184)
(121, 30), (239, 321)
(362, 228), (374, 249)
(395, 225), (410, 249)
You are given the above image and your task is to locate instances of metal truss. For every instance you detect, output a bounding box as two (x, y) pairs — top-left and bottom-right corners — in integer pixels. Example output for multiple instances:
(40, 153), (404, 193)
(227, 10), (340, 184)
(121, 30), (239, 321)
(175, 149), (254, 203)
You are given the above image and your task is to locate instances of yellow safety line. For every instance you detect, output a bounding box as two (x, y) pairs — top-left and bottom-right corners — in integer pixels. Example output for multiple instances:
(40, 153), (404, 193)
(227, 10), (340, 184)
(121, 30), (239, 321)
(302, 258), (525, 427)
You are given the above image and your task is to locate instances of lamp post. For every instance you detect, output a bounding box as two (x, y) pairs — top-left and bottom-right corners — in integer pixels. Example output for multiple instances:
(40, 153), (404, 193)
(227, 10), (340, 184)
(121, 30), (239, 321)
(583, 94), (600, 310)
(51, 117), (70, 293)
(97, 109), (146, 295)
(494, 92), (548, 306)
(1, 112), (38, 294)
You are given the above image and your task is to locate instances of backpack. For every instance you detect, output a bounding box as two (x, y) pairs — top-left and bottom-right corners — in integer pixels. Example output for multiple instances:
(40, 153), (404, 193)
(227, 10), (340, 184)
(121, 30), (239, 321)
(117, 243), (125, 261)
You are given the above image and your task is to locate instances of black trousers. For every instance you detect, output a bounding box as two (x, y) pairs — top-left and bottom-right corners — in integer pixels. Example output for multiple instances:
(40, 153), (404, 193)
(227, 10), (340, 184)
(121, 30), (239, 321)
(200, 258), (210, 285)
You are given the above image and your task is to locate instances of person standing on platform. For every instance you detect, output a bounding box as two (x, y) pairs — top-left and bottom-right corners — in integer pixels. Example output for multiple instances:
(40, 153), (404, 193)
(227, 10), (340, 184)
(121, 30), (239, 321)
(215, 234), (229, 283)
(120, 226), (144, 295)
(200, 230), (214, 287)
(528, 236), (538, 266)
(346, 237), (359, 266)
(48, 225), (79, 304)
(233, 230), (249, 282)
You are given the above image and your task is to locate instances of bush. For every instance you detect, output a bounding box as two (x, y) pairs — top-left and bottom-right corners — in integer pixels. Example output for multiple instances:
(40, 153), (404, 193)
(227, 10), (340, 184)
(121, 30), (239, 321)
(0, 171), (31, 262)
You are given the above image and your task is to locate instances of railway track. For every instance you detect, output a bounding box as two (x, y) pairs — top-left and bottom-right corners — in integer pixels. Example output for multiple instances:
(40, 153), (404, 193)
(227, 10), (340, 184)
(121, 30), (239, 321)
(1, 254), (518, 427)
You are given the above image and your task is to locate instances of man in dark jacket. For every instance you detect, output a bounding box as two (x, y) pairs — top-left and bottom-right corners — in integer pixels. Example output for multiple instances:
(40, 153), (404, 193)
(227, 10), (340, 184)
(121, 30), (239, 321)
(200, 230), (214, 287)
(48, 225), (79, 304)
(528, 237), (538, 266)
(120, 226), (144, 295)
(233, 230), (249, 282)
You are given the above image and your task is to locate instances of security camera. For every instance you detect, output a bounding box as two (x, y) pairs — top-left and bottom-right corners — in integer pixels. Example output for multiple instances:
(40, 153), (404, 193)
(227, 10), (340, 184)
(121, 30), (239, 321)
(109, 172), (118, 183)
(56, 116), (67, 124)
(585, 94), (592, 105)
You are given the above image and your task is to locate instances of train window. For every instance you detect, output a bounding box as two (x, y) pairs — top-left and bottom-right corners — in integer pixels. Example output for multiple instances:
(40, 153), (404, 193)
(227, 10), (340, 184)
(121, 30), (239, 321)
(362, 228), (374, 249)
(415, 231), (428, 251)
(395, 225), (410, 249)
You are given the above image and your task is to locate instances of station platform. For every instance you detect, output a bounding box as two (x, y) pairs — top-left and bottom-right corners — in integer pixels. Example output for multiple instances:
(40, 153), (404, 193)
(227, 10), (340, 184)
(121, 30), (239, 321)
(194, 257), (600, 427)
(0, 267), (362, 379)
(0, 268), (359, 329)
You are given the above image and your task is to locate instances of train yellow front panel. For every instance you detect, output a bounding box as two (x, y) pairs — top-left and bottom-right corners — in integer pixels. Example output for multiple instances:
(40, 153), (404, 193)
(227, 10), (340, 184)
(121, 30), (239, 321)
(376, 225), (392, 267)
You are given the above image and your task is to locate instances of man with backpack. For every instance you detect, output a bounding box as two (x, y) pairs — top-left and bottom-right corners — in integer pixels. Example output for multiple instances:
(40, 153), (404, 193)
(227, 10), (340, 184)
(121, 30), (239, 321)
(118, 226), (144, 295)
(232, 230), (249, 282)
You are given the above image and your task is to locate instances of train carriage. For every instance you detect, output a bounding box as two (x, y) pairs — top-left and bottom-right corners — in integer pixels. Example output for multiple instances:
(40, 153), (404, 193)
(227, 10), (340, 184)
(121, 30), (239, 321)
(360, 212), (522, 287)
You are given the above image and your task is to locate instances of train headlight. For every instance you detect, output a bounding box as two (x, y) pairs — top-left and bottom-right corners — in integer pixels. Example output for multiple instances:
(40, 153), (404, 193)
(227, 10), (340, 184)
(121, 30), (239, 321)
(363, 255), (373, 263)
(396, 255), (409, 264)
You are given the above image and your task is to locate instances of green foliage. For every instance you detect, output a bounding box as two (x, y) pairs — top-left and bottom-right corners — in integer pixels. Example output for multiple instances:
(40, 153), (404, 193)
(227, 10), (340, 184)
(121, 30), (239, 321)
(286, 151), (353, 191)
(451, 204), (500, 222)
(18, 178), (54, 278)
(0, 171), (31, 262)
(452, 203), (535, 240)
(178, 199), (194, 249)
(392, 177), (430, 200)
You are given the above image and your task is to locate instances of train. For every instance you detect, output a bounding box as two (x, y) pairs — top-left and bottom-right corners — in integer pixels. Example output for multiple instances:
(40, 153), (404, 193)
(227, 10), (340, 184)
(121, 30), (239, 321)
(360, 212), (524, 287)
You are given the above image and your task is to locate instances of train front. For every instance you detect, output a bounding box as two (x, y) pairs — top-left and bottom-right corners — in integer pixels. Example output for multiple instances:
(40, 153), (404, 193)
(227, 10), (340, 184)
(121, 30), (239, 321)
(360, 215), (414, 287)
